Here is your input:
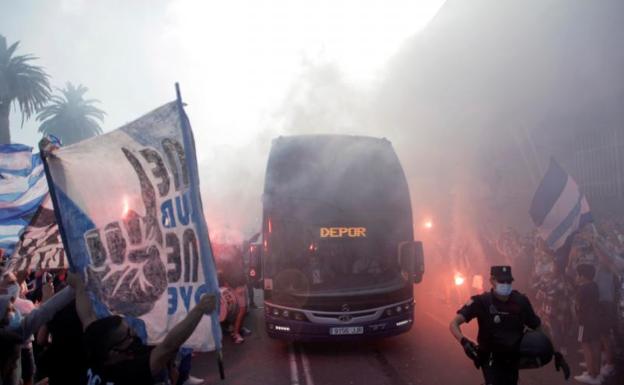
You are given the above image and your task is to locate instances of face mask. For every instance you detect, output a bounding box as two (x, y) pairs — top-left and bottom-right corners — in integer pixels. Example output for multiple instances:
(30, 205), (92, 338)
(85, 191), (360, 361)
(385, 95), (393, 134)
(7, 309), (22, 330)
(6, 283), (20, 298)
(494, 283), (513, 296)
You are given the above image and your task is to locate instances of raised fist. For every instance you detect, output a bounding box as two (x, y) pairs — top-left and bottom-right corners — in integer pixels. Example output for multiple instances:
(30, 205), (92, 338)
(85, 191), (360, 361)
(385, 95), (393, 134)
(197, 294), (217, 314)
(83, 148), (167, 317)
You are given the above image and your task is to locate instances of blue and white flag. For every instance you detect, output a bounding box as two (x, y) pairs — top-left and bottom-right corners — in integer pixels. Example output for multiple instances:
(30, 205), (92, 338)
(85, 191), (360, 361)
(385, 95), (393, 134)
(42, 101), (221, 351)
(529, 159), (593, 250)
(0, 144), (48, 258)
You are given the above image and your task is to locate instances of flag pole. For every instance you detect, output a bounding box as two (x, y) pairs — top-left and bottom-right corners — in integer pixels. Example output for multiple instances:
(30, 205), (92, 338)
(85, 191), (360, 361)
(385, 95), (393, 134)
(174, 83), (225, 380)
(38, 139), (75, 271)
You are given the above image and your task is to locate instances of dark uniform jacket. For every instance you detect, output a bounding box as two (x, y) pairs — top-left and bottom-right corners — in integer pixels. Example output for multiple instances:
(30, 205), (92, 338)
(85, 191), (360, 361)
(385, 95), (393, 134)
(458, 290), (541, 354)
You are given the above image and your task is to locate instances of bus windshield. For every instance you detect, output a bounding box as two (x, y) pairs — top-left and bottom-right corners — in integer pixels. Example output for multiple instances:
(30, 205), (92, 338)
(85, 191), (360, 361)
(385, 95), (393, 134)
(266, 215), (405, 295)
(263, 135), (413, 296)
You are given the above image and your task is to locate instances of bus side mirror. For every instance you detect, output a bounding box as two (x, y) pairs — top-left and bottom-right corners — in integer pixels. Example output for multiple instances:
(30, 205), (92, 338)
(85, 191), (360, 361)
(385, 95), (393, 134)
(399, 241), (425, 284)
(248, 243), (263, 287)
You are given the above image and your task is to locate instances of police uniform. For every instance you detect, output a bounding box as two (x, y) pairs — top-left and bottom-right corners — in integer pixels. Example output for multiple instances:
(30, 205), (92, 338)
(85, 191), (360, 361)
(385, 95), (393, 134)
(457, 266), (541, 385)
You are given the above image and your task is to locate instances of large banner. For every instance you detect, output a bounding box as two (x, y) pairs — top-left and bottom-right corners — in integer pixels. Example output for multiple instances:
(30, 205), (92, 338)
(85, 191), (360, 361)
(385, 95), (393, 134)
(43, 101), (221, 351)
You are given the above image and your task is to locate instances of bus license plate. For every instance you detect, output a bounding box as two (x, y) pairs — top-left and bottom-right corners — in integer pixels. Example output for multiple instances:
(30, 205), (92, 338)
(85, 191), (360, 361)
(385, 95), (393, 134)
(329, 326), (364, 335)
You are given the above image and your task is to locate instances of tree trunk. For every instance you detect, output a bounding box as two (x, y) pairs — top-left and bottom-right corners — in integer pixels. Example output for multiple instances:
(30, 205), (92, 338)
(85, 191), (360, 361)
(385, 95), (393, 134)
(0, 102), (11, 144)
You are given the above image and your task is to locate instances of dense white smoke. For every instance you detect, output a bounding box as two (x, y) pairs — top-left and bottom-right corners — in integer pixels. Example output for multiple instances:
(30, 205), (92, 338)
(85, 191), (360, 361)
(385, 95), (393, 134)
(5, 0), (623, 249)
(199, 0), (624, 264)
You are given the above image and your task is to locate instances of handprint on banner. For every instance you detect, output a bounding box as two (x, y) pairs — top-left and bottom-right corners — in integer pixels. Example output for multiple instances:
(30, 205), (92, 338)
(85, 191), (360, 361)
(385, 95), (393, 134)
(84, 148), (167, 317)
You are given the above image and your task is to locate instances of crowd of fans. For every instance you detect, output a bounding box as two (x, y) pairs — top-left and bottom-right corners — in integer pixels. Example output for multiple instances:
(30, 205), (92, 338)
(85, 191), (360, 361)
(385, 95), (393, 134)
(493, 222), (624, 384)
(425, 218), (623, 383)
(0, 238), (258, 385)
(3, 219), (622, 384)
(0, 267), (217, 385)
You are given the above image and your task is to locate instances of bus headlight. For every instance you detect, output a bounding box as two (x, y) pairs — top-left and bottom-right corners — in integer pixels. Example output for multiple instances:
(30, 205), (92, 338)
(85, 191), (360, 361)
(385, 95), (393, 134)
(266, 306), (306, 321)
(383, 302), (412, 318)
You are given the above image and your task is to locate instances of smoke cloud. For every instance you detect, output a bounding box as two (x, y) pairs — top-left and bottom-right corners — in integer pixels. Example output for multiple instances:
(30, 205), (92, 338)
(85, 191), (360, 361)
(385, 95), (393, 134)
(200, 0), (624, 291)
(5, 0), (623, 252)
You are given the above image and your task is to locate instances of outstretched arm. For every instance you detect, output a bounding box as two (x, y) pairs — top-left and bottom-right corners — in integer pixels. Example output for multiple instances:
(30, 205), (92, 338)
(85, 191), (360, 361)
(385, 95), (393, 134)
(149, 294), (216, 375)
(66, 272), (97, 331)
(19, 286), (75, 340)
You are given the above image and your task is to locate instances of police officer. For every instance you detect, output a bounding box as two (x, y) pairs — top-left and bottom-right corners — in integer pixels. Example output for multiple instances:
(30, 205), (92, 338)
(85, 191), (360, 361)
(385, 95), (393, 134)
(449, 265), (542, 385)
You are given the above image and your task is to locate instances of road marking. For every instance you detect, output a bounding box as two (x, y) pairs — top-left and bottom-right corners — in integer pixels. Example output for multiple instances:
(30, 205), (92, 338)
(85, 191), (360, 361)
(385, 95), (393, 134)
(288, 343), (300, 385)
(298, 345), (315, 385)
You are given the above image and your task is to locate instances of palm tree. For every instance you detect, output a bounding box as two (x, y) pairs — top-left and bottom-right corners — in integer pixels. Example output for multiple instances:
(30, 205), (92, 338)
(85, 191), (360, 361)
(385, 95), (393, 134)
(0, 35), (52, 144)
(37, 82), (105, 145)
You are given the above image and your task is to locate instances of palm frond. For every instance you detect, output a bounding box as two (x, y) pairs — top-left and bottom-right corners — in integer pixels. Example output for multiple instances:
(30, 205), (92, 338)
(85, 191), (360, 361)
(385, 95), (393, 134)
(36, 82), (106, 144)
(0, 36), (52, 126)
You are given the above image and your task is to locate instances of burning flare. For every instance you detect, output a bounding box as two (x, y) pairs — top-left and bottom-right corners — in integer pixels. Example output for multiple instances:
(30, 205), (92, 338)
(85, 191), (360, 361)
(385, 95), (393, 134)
(122, 196), (130, 218)
(454, 272), (465, 286)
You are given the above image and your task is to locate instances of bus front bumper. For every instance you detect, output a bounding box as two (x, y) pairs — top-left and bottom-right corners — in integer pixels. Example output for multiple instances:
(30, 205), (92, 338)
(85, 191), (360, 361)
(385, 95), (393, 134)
(265, 313), (414, 342)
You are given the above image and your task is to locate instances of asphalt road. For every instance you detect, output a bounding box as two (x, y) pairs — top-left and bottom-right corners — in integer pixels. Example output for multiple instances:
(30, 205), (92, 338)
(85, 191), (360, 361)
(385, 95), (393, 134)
(192, 282), (622, 385)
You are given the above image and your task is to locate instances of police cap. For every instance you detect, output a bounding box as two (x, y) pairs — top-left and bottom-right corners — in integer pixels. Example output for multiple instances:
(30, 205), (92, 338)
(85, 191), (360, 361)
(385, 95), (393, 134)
(490, 265), (514, 282)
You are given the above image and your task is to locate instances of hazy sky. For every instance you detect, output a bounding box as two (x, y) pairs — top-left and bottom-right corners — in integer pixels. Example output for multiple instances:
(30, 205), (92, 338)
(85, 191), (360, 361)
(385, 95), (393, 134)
(3, 0), (445, 154)
(2, 0), (446, 241)
(5, 1), (621, 243)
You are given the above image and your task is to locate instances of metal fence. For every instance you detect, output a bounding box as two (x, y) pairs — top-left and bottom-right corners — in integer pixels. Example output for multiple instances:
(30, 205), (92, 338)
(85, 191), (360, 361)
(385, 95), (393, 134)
(573, 127), (624, 215)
